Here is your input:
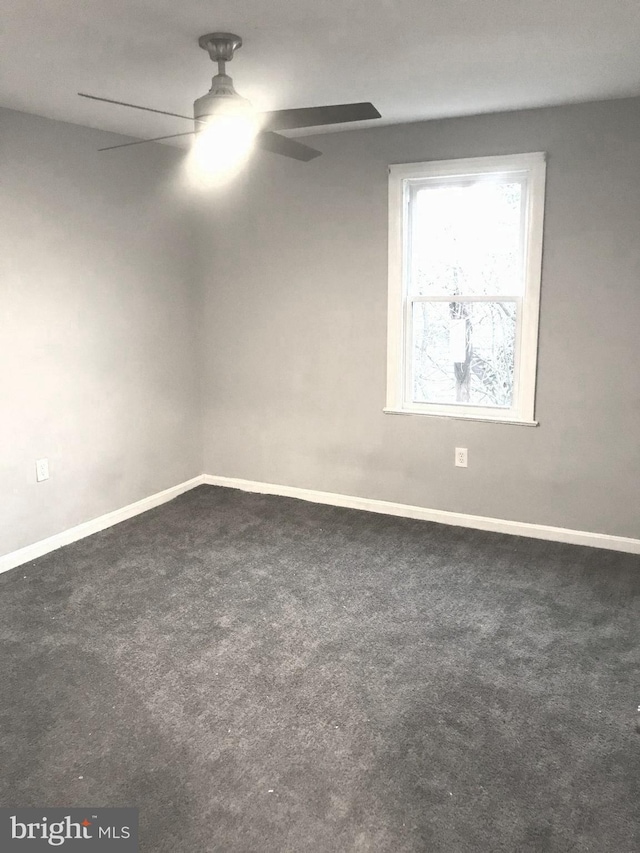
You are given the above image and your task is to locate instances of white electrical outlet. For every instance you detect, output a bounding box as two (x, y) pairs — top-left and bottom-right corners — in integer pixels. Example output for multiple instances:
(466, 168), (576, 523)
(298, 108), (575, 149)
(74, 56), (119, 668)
(36, 458), (49, 482)
(455, 447), (468, 468)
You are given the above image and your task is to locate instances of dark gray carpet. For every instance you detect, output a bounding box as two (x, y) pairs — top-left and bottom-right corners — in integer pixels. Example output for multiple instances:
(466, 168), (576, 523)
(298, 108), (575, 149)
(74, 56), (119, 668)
(1, 485), (639, 852)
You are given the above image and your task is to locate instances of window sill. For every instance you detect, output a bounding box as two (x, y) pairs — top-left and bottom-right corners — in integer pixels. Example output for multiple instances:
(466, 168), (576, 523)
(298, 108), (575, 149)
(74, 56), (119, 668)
(383, 407), (539, 426)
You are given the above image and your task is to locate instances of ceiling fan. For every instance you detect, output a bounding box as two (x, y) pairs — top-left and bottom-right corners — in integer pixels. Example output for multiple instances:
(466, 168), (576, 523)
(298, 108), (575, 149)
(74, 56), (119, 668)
(79, 32), (382, 161)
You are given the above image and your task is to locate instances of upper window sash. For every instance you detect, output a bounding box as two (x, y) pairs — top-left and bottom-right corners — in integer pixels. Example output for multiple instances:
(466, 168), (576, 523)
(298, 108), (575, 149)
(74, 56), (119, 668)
(405, 173), (527, 300)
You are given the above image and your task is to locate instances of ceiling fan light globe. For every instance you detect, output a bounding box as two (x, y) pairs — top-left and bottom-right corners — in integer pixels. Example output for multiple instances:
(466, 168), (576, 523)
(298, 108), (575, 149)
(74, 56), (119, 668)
(188, 81), (259, 188)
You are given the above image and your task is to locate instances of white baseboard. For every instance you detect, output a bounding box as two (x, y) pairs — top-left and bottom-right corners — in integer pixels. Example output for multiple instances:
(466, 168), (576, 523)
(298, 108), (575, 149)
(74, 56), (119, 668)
(2, 472), (638, 575)
(0, 475), (206, 575)
(203, 474), (640, 555)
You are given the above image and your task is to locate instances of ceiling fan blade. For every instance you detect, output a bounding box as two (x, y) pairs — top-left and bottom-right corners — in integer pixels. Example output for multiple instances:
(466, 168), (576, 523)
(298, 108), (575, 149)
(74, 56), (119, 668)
(257, 131), (322, 162)
(98, 131), (196, 152)
(262, 102), (381, 131)
(78, 92), (204, 125)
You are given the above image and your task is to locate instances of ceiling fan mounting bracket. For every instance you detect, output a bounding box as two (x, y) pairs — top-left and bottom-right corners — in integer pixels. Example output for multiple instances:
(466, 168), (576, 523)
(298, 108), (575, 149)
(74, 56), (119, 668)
(198, 32), (243, 63)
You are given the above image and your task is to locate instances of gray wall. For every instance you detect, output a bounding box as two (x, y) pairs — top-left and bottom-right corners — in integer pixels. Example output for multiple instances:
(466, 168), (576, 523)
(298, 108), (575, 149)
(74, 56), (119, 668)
(3, 97), (639, 554)
(0, 108), (201, 555)
(199, 97), (640, 539)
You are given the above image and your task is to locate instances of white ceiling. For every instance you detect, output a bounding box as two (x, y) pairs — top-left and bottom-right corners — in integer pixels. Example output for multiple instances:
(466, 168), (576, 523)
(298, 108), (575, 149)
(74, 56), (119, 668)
(3, 0), (640, 144)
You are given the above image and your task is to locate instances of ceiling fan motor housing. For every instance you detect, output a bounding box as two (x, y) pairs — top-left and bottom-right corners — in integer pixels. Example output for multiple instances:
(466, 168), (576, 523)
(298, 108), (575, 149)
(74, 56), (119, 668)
(193, 74), (255, 127)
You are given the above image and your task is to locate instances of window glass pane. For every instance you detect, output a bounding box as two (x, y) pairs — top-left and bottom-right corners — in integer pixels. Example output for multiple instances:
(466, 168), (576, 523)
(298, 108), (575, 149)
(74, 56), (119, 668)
(411, 301), (516, 408)
(409, 180), (523, 296)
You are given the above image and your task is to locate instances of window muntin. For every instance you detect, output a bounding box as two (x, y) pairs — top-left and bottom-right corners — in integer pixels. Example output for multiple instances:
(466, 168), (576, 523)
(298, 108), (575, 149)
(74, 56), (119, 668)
(387, 154), (546, 423)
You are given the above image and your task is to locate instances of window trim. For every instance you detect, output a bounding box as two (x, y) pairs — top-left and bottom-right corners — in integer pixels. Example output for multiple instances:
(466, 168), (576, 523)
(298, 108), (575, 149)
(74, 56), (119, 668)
(386, 152), (546, 425)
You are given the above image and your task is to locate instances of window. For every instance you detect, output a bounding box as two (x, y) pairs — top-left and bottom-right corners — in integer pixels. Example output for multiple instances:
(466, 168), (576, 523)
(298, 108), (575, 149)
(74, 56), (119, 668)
(386, 152), (546, 424)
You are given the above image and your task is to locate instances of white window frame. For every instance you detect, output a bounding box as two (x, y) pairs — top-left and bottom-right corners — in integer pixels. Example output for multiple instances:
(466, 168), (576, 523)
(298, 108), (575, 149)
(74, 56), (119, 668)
(386, 152), (546, 425)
